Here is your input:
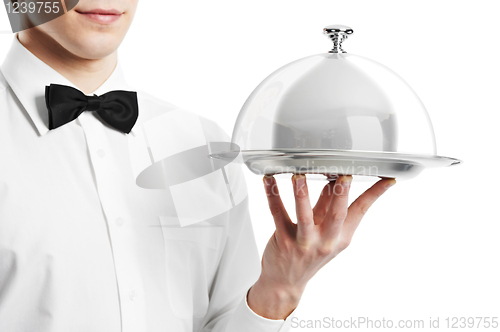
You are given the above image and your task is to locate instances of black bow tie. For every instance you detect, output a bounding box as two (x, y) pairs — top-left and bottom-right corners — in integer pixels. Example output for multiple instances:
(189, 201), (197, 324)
(45, 84), (139, 134)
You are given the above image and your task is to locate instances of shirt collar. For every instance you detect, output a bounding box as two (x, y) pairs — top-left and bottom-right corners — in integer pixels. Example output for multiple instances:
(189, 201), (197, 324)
(0, 34), (131, 136)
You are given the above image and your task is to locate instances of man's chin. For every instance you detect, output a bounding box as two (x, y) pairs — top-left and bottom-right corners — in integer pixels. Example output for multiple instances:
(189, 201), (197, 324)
(67, 34), (122, 59)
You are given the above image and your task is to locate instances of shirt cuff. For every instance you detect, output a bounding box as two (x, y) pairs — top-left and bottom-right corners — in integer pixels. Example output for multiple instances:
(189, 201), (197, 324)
(225, 288), (297, 332)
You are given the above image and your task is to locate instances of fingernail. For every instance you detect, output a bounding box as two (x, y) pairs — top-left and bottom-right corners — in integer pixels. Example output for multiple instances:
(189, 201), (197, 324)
(340, 175), (352, 187)
(385, 179), (397, 189)
(293, 174), (306, 190)
(263, 175), (274, 186)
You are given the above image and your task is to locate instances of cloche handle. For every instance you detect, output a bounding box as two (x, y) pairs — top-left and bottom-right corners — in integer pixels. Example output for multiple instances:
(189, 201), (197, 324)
(323, 25), (353, 53)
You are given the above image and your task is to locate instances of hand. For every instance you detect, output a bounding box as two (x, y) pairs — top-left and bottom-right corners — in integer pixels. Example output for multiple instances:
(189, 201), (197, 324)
(247, 174), (396, 319)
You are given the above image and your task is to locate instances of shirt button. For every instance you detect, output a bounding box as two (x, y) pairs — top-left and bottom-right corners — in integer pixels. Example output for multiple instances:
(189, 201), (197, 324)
(115, 217), (124, 227)
(129, 290), (138, 301)
(97, 149), (106, 158)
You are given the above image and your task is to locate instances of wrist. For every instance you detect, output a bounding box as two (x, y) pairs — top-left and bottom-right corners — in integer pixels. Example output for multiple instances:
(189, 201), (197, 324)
(247, 275), (305, 320)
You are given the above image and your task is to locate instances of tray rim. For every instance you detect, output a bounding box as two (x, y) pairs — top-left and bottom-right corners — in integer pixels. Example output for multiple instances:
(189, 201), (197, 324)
(208, 148), (462, 168)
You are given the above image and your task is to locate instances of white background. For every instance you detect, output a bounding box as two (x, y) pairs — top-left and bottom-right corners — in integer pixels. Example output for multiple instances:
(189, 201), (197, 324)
(1, 1), (499, 331)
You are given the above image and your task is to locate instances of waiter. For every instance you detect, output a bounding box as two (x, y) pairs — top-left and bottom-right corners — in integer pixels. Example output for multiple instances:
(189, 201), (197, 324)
(0, 0), (396, 331)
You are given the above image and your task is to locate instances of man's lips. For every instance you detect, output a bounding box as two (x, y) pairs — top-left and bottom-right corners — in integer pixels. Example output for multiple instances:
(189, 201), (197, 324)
(76, 8), (123, 24)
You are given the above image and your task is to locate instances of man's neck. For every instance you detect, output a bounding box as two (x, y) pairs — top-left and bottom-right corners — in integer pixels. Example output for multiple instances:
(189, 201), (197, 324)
(18, 30), (117, 95)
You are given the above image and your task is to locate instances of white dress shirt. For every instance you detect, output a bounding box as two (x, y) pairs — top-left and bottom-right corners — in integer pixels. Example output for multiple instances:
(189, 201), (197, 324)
(0, 35), (295, 332)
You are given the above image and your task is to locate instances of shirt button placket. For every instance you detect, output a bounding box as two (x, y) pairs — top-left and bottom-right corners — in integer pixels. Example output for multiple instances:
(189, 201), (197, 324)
(78, 113), (145, 330)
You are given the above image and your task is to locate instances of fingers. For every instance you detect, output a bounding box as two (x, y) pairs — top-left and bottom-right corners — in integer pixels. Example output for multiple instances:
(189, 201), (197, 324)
(292, 174), (314, 244)
(312, 180), (335, 224)
(263, 175), (292, 234)
(322, 175), (353, 239)
(265, 174), (396, 250)
(341, 178), (396, 242)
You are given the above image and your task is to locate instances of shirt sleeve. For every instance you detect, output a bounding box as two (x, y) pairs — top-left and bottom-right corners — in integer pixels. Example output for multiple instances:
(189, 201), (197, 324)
(196, 119), (297, 332)
(225, 286), (297, 332)
(198, 192), (296, 332)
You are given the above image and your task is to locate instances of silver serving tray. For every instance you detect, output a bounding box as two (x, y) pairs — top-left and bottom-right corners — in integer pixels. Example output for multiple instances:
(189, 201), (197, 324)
(209, 149), (462, 180)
